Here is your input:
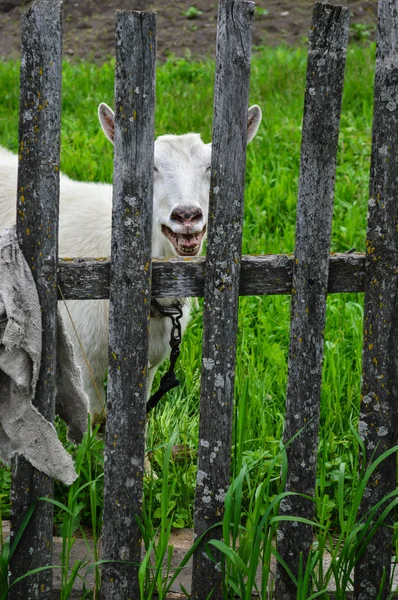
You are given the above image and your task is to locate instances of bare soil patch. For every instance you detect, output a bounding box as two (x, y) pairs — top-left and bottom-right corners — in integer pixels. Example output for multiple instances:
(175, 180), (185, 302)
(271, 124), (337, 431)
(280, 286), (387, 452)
(0, 0), (377, 63)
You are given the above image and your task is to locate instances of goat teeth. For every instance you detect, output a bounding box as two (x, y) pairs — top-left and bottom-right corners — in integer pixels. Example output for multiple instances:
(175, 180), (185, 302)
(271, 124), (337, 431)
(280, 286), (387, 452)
(180, 245), (199, 254)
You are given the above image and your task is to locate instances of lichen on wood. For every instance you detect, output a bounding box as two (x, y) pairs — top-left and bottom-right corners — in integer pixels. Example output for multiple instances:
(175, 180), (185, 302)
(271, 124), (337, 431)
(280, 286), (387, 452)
(100, 10), (156, 600)
(354, 0), (398, 597)
(275, 4), (350, 599)
(57, 252), (366, 299)
(191, 1), (254, 598)
(9, 2), (62, 599)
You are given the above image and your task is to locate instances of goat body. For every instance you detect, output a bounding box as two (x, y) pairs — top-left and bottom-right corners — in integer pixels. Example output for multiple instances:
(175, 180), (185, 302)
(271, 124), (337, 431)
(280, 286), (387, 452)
(0, 103), (261, 422)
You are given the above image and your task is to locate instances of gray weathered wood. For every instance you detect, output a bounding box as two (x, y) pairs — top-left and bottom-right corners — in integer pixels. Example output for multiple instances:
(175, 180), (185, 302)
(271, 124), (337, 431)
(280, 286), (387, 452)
(9, 2), (62, 599)
(275, 4), (350, 598)
(354, 0), (398, 597)
(100, 10), (156, 600)
(191, 2), (254, 598)
(57, 252), (366, 299)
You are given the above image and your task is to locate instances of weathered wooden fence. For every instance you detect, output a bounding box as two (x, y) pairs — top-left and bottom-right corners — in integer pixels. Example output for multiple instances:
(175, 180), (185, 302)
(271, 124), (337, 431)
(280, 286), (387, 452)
(2, 0), (398, 599)
(10, 2), (62, 599)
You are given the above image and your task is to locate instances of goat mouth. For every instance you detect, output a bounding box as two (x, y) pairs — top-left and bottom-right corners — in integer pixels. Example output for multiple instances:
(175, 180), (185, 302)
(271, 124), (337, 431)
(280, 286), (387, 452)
(161, 225), (206, 256)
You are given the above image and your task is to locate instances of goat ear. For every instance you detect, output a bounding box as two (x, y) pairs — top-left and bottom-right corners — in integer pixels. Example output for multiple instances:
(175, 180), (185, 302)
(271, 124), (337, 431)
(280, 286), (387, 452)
(247, 105), (262, 143)
(98, 103), (115, 145)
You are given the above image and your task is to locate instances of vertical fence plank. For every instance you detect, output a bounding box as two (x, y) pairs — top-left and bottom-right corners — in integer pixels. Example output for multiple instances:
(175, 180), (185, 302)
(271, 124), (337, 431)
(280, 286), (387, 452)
(354, 0), (398, 597)
(191, 1), (254, 598)
(100, 10), (156, 600)
(275, 4), (350, 598)
(9, 2), (62, 598)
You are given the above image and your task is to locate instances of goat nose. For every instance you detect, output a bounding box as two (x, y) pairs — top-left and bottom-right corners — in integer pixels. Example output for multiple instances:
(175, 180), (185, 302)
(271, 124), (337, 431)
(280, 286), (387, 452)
(170, 206), (203, 224)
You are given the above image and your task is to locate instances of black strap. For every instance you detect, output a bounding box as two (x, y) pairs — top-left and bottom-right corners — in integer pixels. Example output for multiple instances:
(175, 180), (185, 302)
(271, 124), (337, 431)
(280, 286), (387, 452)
(147, 300), (183, 414)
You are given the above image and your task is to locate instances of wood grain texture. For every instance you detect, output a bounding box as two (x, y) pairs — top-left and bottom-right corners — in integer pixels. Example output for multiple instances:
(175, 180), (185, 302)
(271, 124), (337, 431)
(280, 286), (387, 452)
(100, 10), (156, 600)
(191, 2), (254, 598)
(9, 2), (62, 598)
(354, 1), (398, 598)
(57, 252), (366, 299)
(275, 4), (350, 598)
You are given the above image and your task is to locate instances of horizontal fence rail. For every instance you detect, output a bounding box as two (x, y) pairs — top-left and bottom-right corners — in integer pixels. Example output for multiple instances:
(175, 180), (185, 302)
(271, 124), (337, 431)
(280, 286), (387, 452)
(57, 252), (366, 299)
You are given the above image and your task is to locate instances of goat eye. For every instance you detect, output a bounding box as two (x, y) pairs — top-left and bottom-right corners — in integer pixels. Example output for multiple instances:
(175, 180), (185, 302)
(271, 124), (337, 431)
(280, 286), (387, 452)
(206, 166), (211, 174)
(154, 166), (159, 174)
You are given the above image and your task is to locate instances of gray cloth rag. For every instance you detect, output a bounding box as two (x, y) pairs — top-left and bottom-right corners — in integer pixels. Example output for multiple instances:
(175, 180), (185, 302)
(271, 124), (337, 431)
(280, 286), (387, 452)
(0, 227), (89, 485)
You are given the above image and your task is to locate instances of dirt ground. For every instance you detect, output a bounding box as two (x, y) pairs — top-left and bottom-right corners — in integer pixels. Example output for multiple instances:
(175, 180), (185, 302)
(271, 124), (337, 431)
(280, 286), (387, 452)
(0, 0), (378, 63)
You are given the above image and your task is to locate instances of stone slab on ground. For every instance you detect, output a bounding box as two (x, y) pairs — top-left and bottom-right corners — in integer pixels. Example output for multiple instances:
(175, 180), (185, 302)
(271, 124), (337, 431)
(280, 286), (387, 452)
(3, 523), (398, 598)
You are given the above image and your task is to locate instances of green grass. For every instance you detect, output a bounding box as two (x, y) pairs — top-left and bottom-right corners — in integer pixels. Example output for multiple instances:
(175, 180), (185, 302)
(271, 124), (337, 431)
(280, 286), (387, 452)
(0, 41), (386, 596)
(212, 440), (398, 599)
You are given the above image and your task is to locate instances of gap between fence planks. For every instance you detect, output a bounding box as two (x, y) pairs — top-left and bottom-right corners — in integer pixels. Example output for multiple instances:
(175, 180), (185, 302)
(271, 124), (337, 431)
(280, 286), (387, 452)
(190, 1), (254, 598)
(8, 2), (63, 599)
(353, 0), (398, 597)
(275, 4), (350, 598)
(99, 10), (156, 600)
(57, 253), (366, 299)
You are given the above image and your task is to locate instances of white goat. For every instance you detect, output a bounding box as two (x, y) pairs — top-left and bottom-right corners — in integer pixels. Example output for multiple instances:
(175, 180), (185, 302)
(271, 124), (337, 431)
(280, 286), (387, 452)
(0, 103), (262, 423)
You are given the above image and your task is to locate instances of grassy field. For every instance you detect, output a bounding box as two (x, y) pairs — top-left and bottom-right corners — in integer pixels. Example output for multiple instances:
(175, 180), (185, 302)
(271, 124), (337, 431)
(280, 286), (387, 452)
(0, 42), (390, 596)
